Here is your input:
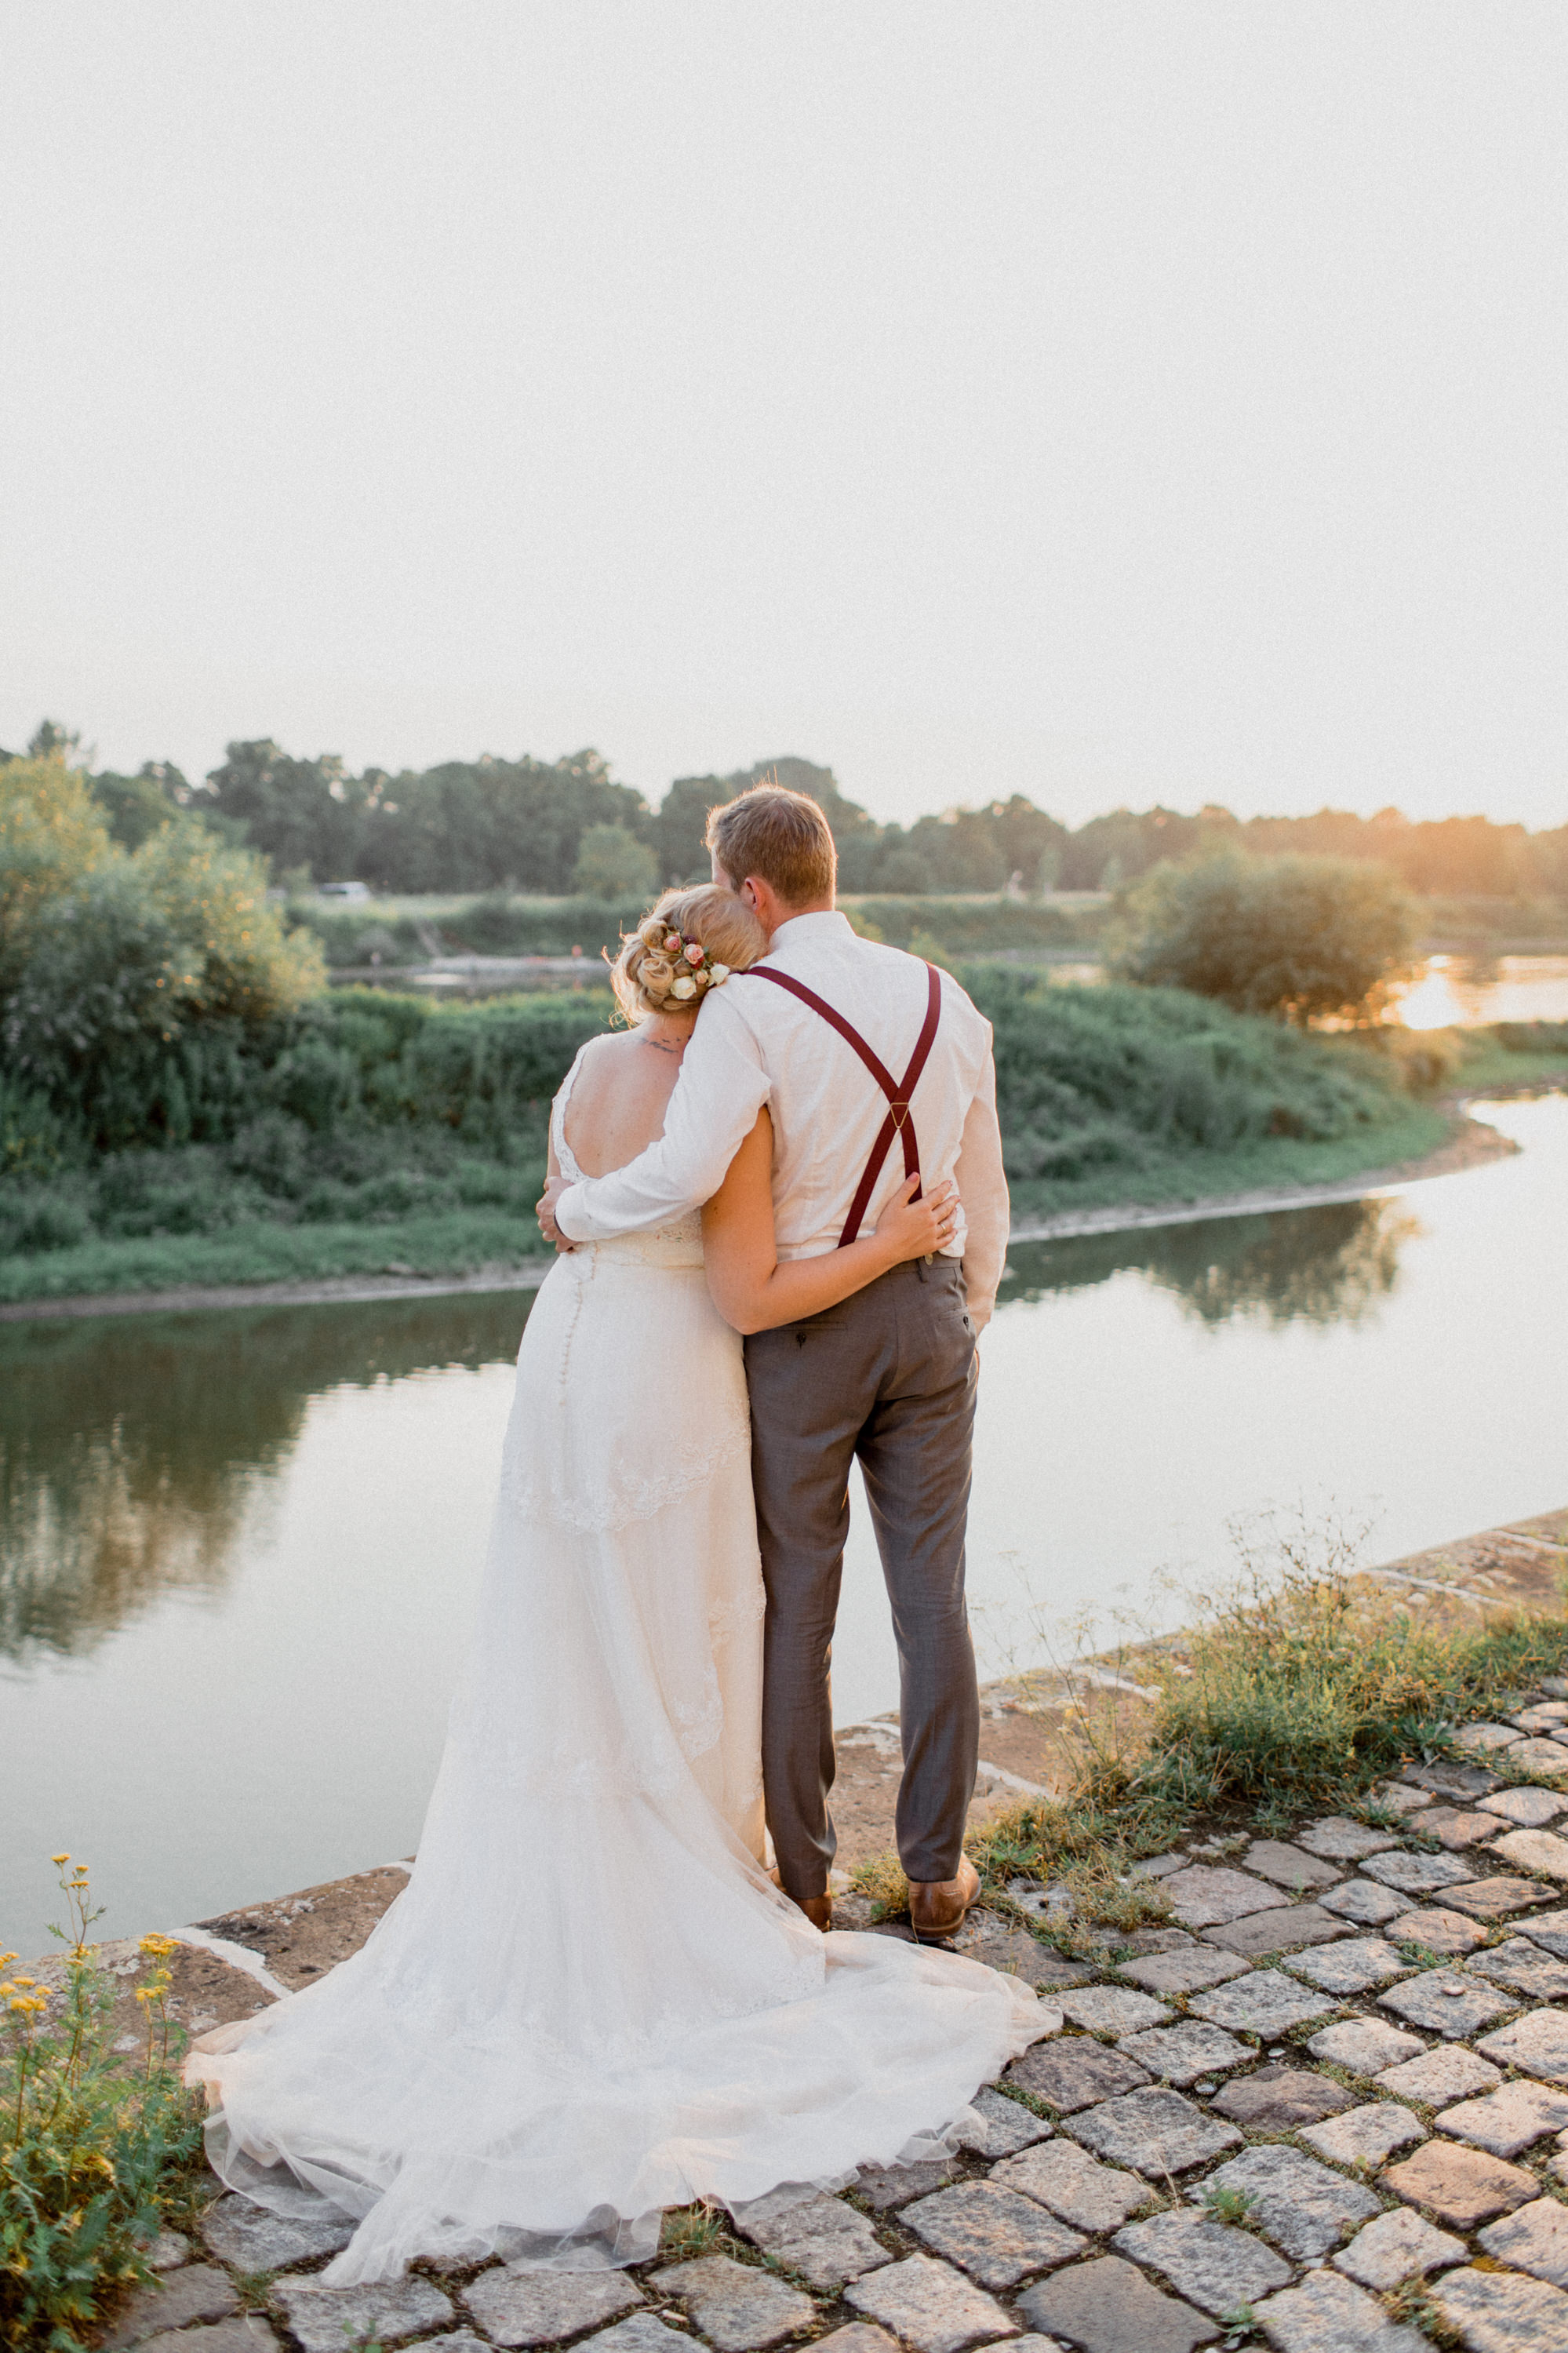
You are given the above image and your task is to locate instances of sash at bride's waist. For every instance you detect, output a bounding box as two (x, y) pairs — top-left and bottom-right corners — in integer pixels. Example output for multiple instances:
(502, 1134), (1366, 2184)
(569, 1229), (705, 1272)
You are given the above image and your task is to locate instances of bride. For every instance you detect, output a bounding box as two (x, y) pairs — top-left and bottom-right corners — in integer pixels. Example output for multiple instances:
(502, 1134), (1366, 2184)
(186, 883), (1048, 2285)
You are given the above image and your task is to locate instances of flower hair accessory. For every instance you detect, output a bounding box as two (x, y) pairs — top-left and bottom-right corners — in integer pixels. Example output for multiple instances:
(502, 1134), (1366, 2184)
(631, 916), (732, 1003)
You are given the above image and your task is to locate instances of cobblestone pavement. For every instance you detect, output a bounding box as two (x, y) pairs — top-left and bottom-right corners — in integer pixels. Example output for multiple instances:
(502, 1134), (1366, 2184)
(100, 1676), (1568, 2353)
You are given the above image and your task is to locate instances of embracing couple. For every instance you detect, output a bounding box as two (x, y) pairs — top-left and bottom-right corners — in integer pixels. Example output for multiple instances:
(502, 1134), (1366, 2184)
(187, 785), (1050, 2284)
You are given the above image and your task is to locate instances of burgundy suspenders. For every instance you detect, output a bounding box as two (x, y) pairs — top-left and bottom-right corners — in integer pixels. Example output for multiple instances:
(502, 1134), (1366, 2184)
(742, 961), (943, 1248)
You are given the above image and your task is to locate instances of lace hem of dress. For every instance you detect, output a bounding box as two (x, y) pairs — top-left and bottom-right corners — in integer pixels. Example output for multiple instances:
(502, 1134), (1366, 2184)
(500, 1408), (752, 1533)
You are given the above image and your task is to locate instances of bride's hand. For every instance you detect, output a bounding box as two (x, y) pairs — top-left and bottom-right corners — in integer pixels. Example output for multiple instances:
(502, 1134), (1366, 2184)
(875, 1175), (959, 1263)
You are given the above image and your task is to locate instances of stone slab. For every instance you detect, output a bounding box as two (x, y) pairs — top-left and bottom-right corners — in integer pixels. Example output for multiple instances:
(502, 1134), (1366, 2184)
(1158, 1866), (1290, 1928)
(1393, 1904), (1490, 1954)
(1477, 2005), (1568, 2085)
(102, 2267), (240, 2348)
(654, 2257), (815, 2352)
(1116, 2020), (1251, 2087)
(1409, 1807), (1501, 1850)
(846, 2254), (1019, 2353)
(1381, 2140), (1537, 2229)
(1377, 1966), (1515, 2037)
(1006, 2038), (1150, 2113)
(1252, 2267), (1430, 2352)
(991, 2140), (1150, 2234)
(812, 2331), (900, 2353)
(1374, 2045), (1502, 2104)
(904, 2184), (1084, 2290)
(1188, 1967), (1337, 2037)
(1287, 1935), (1410, 1994)
(1359, 1849), (1473, 1893)
(1017, 2256), (1218, 2353)
(1066, 2085), (1241, 2176)
(201, 2195), (355, 2272)
(1115, 1945), (1250, 1996)
(1201, 1902), (1351, 1959)
(577, 2323), (689, 2353)
(136, 2326), (277, 2353)
(1432, 1874), (1550, 1921)
(1456, 1721), (1525, 1752)
(1191, 2144), (1378, 2260)
(1468, 1936), (1568, 2002)
(1372, 1782), (1439, 1815)
(1402, 1760), (1501, 1800)
(1499, 1737), (1568, 1776)
(1479, 2195), (1568, 2289)
(857, 2158), (962, 2209)
(1305, 2016), (1422, 2074)
(1490, 1825), (1568, 1881)
(271, 2275), (455, 2353)
(144, 2231), (190, 2273)
(1299, 2102), (1425, 2169)
(1318, 1880), (1413, 1928)
(1434, 2264), (1568, 2353)
(1333, 2208), (1467, 2290)
(956, 2086), (1053, 2158)
(464, 2272), (645, 2348)
(1440, 2080), (1568, 2159)
(1482, 1783), (1568, 1826)
(1240, 1840), (1342, 1892)
(1516, 1904), (1568, 1958)
(732, 2191), (890, 2291)
(1296, 1818), (1398, 1861)
(1113, 2209), (1290, 2318)
(1210, 2065), (1354, 2132)
(1058, 1985), (1172, 2037)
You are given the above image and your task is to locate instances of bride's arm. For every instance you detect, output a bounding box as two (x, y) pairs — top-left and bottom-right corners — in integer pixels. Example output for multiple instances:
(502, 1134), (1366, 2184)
(702, 1111), (958, 1335)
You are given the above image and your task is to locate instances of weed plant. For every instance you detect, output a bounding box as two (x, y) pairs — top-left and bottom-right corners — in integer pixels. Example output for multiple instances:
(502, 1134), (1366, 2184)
(1, 1861), (204, 2353)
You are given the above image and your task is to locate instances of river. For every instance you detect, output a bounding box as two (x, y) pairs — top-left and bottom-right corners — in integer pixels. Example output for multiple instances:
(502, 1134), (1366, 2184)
(2, 1090), (1566, 1961)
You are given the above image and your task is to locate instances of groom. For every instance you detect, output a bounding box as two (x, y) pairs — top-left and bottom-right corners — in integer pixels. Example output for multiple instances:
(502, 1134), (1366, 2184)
(539, 785), (1010, 1937)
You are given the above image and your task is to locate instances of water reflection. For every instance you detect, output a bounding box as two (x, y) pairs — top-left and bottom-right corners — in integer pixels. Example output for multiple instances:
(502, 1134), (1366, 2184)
(1001, 1197), (1421, 1330)
(0, 1295), (530, 1666)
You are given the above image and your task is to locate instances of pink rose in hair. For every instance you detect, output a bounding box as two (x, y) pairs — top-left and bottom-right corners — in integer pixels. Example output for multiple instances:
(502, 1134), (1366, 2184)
(664, 932), (682, 954)
(686, 942), (705, 966)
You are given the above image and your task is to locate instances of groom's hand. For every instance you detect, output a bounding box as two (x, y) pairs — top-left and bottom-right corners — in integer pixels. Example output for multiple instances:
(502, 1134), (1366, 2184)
(537, 1176), (575, 1251)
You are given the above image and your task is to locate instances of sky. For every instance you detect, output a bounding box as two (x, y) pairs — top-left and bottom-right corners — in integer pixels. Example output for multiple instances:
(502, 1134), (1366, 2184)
(2, 3), (1565, 832)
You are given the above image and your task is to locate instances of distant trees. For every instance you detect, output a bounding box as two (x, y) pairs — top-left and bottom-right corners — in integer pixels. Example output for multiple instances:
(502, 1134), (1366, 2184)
(1110, 851), (1417, 1025)
(572, 823), (658, 898)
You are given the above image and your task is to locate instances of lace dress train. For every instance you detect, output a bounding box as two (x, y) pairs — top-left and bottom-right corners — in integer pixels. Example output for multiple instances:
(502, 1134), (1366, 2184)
(186, 1054), (1049, 2282)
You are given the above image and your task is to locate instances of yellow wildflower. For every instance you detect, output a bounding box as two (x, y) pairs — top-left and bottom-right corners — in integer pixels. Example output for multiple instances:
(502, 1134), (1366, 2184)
(51, 1852), (69, 1865)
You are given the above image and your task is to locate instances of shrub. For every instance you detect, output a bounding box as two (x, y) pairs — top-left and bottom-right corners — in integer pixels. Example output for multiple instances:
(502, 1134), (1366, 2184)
(571, 824), (658, 899)
(1109, 848), (1417, 1024)
(0, 757), (111, 997)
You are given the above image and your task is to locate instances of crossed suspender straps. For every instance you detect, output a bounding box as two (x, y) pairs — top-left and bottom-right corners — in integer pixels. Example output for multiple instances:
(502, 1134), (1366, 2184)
(741, 960), (944, 1249)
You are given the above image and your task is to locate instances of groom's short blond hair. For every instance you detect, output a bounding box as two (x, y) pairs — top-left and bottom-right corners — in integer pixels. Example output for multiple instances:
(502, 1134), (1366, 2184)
(707, 785), (836, 908)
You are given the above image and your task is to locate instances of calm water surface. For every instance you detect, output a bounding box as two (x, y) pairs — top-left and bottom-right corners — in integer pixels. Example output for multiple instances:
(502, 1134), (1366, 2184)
(3, 1094), (1566, 1958)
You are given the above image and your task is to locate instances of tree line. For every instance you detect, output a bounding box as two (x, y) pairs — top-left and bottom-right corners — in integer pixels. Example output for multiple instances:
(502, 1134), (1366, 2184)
(6, 723), (1566, 901)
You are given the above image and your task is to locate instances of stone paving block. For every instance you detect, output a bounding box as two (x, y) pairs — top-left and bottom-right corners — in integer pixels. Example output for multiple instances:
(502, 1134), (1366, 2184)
(991, 2140), (1150, 2233)
(1253, 2266), (1430, 2351)
(904, 2184), (1084, 2291)
(136, 2325), (278, 2353)
(1006, 2038), (1150, 2113)
(857, 2158), (962, 2209)
(1393, 1903), (1489, 1954)
(812, 2330), (899, 2353)
(101, 2265), (240, 2348)
(1512, 1703), (1568, 1731)
(1305, 2016), (1423, 2074)
(201, 2194), (355, 2271)
(1516, 1904), (1568, 1958)
(1478, 2195), (1568, 2289)
(1287, 1934), (1410, 1994)
(1498, 1737), (1568, 1776)
(1490, 1825), (1568, 1881)
(1381, 2140), (1537, 2228)
(1112, 2209), (1290, 2318)
(1402, 1759), (1501, 1800)
(654, 2256), (816, 2352)
(1191, 2144), (1379, 2260)
(1017, 2256), (1218, 2353)
(1067, 2085), (1241, 2176)
(1433, 2262), (1568, 2353)
(1432, 1874), (1549, 1922)
(1210, 2064), (1355, 2131)
(1158, 1865), (1290, 1928)
(1481, 1783), (1568, 1826)
(1115, 1945), (1249, 1997)
(1241, 1839), (1343, 1892)
(576, 2322), (689, 2353)
(1188, 1966), (1337, 2037)
(1319, 1878), (1413, 1927)
(1299, 2101), (1425, 2169)
(1116, 2020), (1251, 2087)
(420, 2336), (493, 2353)
(1373, 1782), (1438, 1814)
(1377, 1966), (1515, 2037)
(1410, 1807), (1501, 1850)
(1477, 2005), (1568, 2084)
(1359, 1849), (1473, 1893)
(464, 2271), (646, 2348)
(1296, 1817), (1398, 1861)
(732, 2190), (890, 2290)
(1456, 1721), (1525, 1752)
(1374, 2045), (1502, 2104)
(271, 2274), (455, 2353)
(1468, 1935), (1568, 2001)
(1332, 2206), (1467, 2289)
(846, 2253), (1019, 2353)
(1058, 1985), (1172, 2037)
(1201, 1902), (1352, 1959)
(956, 2086), (1053, 2158)
(1439, 2089), (1568, 2155)
(144, 2231), (189, 2272)
(958, 1915), (1096, 1991)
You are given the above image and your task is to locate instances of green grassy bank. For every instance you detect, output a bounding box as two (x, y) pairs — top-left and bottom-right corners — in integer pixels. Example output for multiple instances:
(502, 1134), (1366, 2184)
(2, 989), (1564, 1307)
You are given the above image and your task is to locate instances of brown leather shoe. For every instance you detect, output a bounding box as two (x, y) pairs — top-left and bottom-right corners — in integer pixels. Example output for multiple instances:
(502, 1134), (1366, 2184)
(769, 1868), (831, 1932)
(908, 1856), (980, 1940)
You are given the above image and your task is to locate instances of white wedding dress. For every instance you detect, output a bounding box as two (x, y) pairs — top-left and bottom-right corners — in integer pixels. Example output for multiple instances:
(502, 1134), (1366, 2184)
(187, 1053), (1047, 2282)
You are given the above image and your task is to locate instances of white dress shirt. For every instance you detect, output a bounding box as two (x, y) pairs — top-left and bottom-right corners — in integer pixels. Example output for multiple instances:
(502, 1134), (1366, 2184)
(555, 911), (1012, 1324)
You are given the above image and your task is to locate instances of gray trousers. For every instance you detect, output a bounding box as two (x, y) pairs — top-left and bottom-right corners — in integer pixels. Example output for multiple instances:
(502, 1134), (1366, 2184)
(743, 1254), (980, 1897)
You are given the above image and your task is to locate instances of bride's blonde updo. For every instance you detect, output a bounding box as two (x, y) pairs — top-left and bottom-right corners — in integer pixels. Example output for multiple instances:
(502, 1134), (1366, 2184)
(610, 885), (766, 1024)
